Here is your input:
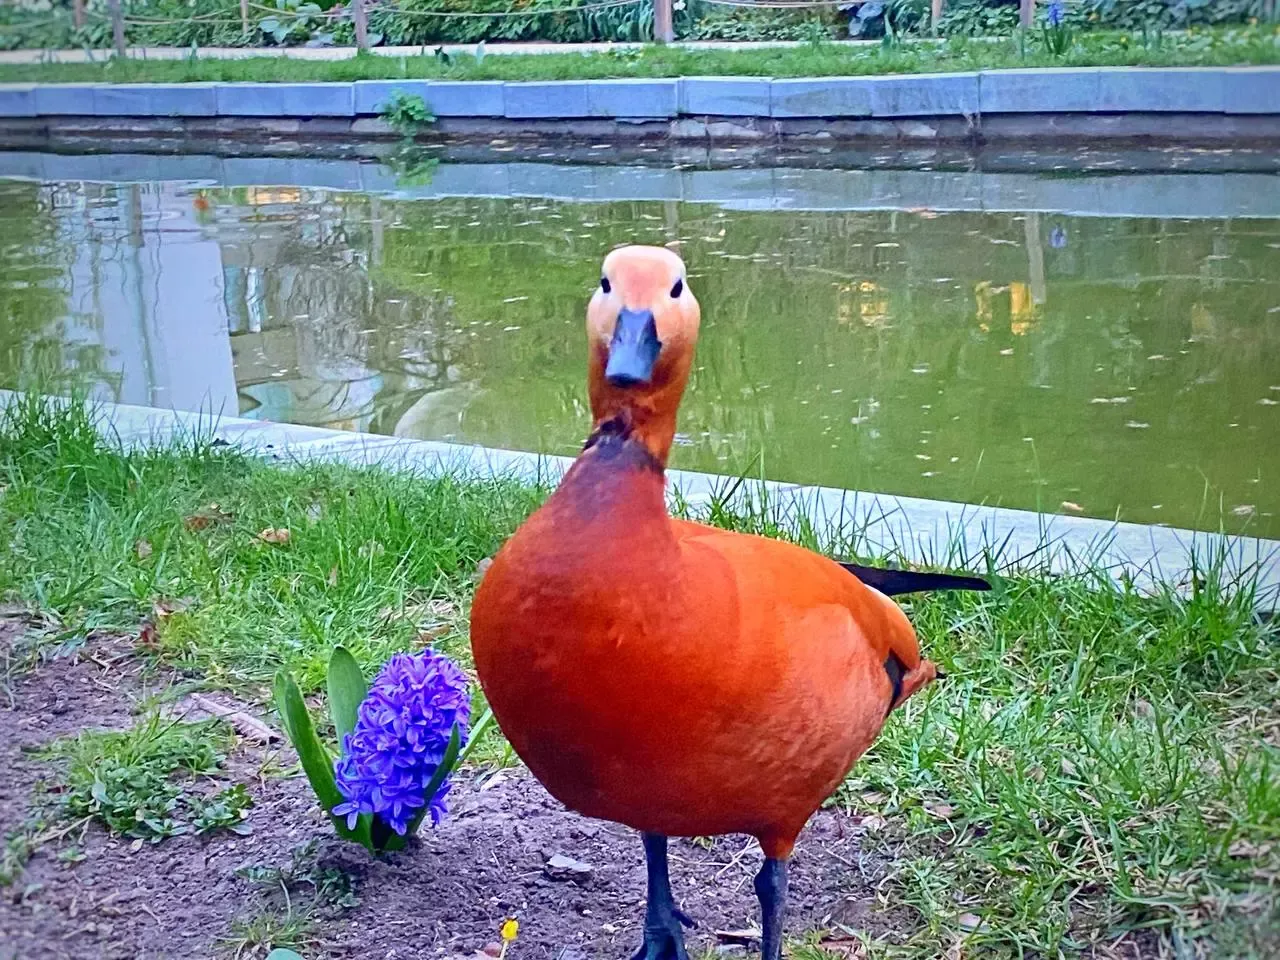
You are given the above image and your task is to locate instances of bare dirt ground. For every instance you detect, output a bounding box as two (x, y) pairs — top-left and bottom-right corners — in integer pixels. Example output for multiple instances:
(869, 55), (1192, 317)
(0, 616), (904, 960)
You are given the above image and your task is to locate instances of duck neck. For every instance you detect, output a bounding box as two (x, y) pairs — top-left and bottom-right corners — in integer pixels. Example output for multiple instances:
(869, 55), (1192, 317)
(586, 350), (690, 469)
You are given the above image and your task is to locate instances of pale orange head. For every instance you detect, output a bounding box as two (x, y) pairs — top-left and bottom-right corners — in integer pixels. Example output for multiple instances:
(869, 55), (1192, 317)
(586, 245), (701, 466)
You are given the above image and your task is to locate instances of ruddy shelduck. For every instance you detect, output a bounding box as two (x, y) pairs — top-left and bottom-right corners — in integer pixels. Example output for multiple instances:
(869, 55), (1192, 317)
(470, 245), (989, 959)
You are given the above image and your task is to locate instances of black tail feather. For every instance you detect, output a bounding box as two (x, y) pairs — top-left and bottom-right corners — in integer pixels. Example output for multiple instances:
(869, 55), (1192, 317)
(841, 562), (991, 597)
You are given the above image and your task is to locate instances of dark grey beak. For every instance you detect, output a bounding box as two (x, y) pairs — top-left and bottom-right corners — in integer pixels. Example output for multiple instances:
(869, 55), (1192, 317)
(605, 308), (661, 388)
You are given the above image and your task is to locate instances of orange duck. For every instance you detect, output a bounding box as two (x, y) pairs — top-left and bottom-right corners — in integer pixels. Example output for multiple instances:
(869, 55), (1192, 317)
(470, 245), (988, 960)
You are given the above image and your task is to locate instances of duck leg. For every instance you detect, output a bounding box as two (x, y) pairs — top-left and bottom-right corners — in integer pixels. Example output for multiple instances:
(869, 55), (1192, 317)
(631, 833), (693, 960)
(753, 857), (788, 960)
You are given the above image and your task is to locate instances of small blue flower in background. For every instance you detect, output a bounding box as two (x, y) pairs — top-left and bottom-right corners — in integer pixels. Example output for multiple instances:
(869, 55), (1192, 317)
(332, 650), (470, 836)
(1050, 225), (1068, 248)
(1046, 0), (1065, 27)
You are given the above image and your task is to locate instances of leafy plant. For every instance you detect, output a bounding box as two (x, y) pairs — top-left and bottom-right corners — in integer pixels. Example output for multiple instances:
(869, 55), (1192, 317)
(1041, 0), (1074, 54)
(259, 0), (329, 46)
(273, 646), (482, 854)
(237, 839), (361, 910)
(377, 90), (436, 141)
(44, 713), (251, 841)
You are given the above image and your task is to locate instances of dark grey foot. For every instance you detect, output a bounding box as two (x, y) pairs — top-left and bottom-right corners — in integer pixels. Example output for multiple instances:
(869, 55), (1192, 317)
(631, 833), (694, 960)
(629, 908), (693, 960)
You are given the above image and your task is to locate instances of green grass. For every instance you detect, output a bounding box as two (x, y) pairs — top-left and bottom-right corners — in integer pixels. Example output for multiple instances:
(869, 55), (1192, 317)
(1, 392), (1277, 957)
(43, 712), (253, 840)
(0, 27), (1275, 84)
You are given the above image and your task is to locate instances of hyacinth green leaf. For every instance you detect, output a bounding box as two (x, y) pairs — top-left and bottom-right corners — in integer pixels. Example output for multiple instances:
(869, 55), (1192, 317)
(457, 706), (494, 764)
(272, 669), (374, 852)
(380, 722), (463, 853)
(265, 951), (306, 960)
(327, 646), (367, 746)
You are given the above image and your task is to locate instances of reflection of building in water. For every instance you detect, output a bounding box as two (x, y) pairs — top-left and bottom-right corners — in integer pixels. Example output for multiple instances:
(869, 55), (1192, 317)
(52, 182), (237, 415)
(28, 182), (477, 435)
(217, 189), (473, 435)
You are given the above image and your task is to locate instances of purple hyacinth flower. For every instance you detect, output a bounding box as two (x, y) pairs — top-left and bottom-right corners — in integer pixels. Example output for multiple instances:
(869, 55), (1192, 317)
(332, 649), (470, 837)
(1046, 0), (1065, 27)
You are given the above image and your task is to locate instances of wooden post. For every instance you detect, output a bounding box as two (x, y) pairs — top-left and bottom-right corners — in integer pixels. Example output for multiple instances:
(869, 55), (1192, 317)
(931, 0), (943, 35)
(107, 0), (127, 56)
(353, 0), (369, 52)
(1019, 0), (1035, 29)
(240, 0), (249, 34)
(73, 0), (85, 29)
(654, 0), (674, 44)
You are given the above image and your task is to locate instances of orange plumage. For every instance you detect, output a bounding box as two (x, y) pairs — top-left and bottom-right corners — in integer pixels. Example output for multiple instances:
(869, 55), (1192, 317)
(470, 246), (977, 959)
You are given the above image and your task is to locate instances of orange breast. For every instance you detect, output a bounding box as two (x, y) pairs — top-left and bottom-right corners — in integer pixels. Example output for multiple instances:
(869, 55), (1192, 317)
(469, 458), (925, 858)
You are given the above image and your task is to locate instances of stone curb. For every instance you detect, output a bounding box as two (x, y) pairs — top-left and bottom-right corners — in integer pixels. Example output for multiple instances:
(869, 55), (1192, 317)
(1, 68), (1275, 120)
(1, 390), (1275, 608)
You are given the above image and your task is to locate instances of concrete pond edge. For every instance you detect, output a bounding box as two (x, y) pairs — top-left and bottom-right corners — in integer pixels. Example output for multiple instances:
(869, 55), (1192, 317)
(3, 390), (1276, 609)
(1, 67), (1278, 143)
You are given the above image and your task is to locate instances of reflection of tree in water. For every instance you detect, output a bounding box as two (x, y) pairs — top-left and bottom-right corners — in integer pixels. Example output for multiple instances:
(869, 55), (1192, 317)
(0, 182), (112, 392)
(221, 191), (473, 434)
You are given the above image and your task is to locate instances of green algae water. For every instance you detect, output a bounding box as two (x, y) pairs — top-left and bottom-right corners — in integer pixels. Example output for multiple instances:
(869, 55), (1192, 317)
(2, 162), (1278, 538)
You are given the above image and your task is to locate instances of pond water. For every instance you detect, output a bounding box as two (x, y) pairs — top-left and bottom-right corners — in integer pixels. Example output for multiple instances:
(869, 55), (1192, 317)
(2, 157), (1278, 538)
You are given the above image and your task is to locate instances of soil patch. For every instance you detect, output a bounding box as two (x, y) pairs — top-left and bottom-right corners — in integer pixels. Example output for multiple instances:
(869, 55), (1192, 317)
(0, 616), (901, 959)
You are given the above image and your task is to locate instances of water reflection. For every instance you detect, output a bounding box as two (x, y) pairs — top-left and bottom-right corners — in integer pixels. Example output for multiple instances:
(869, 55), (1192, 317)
(2, 174), (1277, 537)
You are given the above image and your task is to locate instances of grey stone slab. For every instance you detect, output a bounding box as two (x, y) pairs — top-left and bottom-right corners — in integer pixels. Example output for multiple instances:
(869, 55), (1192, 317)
(1223, 67), (1280, 115)
(94, 83), (217, 117)
(33, 84), (100, 116)
(0, 84), (36, 118)
(771, 78), (872, 118)
(979, 68), (1100, 113)
(586, 78), (678, 119)
(679, 77), (772, 117)
(867, 72), (978, 117)
(424, 81), (504, 117)
(215, 82), (354, 117)
(353, 79), (432, 115)
(1096, 67), (1224, 113)
(504, 81), (591, 119)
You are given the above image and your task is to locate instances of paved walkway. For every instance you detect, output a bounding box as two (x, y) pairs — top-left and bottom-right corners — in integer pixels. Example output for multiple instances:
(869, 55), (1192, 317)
(0, 39), (894, 66)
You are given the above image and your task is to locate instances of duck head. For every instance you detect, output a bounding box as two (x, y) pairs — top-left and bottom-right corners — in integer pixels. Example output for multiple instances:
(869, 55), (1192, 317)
(586, 245), (700, 467)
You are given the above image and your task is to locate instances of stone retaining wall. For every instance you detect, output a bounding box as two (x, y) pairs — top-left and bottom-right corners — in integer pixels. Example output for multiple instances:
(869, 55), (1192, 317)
(1, 67), (1277, 143)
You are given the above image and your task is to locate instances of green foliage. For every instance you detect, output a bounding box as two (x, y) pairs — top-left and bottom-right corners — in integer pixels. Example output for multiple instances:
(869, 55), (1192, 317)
(1, 0), (1272, 51)
(236, 839), (361, 911)
(937, 0), (1020, 37)
(259, 0), (330, 46)
(1, 23), (1275, 83)
(273, 660), (374, 851)
(43, 713), (252, 840)
(377, 90), (436, 140)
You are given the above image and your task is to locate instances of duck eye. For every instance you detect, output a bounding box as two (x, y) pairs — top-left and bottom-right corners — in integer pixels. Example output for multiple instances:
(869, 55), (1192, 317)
(670, 278), (684, 298)
(600, 277), (611, 294)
